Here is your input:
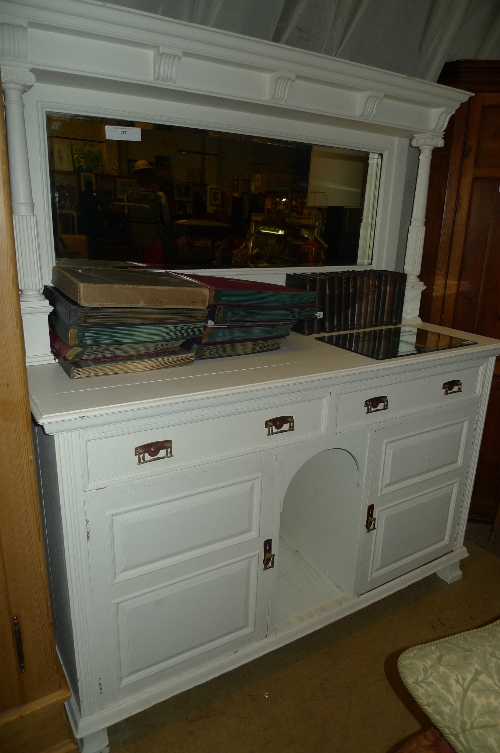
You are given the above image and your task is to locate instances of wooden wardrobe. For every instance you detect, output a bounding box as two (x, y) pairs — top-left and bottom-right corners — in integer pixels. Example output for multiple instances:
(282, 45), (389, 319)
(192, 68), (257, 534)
(420, 60), (500, 534)
(0, 80), (78, 752)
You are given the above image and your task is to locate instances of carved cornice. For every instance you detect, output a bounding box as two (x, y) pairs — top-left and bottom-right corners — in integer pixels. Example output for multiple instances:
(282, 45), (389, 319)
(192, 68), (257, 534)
(1, 65), (35, 91)
(0, 22), (27, 62)
(153, 47), (182, 84)
(411, 133), (445, 150)
(268, 72), (296, 104)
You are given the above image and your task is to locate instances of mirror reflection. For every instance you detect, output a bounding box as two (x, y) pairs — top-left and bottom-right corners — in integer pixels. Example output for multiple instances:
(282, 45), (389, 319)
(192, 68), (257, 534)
(47, 113), (381, 269)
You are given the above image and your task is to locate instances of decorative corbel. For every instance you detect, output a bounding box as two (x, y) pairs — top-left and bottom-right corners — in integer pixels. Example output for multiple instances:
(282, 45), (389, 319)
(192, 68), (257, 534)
(268, 71), (296, 104)
(153, 47), (183, 84)
(402, 132), (444, 322)
(431, 107), (455, 133)
(358, 91), (384, 119)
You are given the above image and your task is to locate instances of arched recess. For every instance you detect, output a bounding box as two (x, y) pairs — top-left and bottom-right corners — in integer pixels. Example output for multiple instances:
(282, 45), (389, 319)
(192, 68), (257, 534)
(274, 448), (362, 632)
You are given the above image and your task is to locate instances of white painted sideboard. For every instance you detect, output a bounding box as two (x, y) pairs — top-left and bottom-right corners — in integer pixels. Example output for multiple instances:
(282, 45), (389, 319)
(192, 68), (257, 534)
(30, 325), (500, 753)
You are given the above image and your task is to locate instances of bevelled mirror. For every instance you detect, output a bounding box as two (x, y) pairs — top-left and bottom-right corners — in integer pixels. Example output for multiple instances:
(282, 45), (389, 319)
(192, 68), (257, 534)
(47, 113), (381, 270)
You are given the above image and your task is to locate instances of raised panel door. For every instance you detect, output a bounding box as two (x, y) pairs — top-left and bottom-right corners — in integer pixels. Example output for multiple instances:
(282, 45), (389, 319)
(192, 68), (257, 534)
(84, 453), (277, 708)
(357, 404), (477, 594)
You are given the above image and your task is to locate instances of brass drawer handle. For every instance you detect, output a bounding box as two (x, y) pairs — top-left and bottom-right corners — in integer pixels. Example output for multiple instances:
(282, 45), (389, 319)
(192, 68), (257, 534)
(364, 396), (388, 414)
(265, 415), (295, 436)
(135, 440), (173, 464)
(443, 379), (462, 395)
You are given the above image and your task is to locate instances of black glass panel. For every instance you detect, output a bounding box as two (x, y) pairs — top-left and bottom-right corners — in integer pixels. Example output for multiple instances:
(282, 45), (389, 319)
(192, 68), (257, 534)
(316, 326), (476, 360)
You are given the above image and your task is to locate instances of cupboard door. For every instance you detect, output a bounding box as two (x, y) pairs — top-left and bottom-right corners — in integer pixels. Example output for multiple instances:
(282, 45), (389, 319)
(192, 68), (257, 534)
(357, 404), (477, 594)
(84, 453), (277, 708)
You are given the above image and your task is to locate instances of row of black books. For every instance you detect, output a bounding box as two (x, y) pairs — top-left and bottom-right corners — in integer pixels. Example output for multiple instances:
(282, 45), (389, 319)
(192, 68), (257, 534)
(286, 270), (407, 335)
(46, 266), (317, 378)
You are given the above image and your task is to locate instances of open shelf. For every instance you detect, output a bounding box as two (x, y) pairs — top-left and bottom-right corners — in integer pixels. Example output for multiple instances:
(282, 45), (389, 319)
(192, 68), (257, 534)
(274, 536), (349, 634)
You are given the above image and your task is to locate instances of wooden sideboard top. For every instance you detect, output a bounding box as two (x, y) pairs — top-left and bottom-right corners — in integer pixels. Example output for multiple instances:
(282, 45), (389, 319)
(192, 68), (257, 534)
(28, 324), (500, 433)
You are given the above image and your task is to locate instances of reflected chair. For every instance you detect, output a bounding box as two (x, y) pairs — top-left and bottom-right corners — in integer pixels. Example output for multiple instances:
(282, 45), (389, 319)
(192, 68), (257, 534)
(394, 619), (500, 753)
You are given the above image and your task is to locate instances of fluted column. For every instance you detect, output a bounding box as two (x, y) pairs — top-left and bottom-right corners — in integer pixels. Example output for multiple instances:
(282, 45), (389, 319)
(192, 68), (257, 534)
(402, 133), (444, 322)
(2, 66), (44, 300)
(1, 59), (52, 363)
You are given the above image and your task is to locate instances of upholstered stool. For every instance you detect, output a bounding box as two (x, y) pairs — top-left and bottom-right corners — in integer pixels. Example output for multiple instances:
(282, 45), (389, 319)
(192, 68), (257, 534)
(397, 619), (500, 753)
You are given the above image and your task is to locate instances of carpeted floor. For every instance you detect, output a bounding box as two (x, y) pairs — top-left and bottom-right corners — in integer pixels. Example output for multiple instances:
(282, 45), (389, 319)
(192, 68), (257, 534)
(108, 531), (500, 753)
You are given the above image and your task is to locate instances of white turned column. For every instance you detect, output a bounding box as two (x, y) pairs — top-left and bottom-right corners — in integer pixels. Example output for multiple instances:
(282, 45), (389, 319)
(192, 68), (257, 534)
(357, 152), (382, 265)
(1, 61), (52, 363)
(402, 133), (444, 323)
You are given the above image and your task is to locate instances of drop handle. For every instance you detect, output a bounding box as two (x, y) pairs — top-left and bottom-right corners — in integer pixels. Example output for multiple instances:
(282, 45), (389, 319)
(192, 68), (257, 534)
(135, 440), (173, 464)
(265, 416), (294, 436)
(443, 380), (462, 395)
(364, 396), (388, 414)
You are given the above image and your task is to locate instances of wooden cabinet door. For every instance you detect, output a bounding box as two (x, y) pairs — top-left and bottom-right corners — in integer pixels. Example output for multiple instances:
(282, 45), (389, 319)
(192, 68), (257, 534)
(357, 404), (477, 594)
(421, 88), (500, 523)
(84, 453), (277, 709)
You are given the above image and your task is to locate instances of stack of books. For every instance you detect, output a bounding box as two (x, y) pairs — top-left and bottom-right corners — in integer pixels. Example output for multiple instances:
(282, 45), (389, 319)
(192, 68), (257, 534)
(175, 274), (318, 359)
(46, 266), (209, 378)
(286, 270), (407, 334)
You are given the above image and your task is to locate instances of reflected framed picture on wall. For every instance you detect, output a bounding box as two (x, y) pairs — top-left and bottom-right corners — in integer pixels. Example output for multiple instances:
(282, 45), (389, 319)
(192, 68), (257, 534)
(210, 188), (222, 206)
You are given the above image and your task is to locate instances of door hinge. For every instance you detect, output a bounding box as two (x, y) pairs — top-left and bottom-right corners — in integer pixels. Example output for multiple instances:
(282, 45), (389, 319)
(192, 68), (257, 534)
(365, 504), (376, 532)
(263, 539), (275, 570)
(13, 616), (25, 673)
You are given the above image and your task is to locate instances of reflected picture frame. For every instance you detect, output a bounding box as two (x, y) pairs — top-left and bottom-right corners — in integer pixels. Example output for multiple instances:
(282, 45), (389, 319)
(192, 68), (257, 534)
(210, 188), (222, 206)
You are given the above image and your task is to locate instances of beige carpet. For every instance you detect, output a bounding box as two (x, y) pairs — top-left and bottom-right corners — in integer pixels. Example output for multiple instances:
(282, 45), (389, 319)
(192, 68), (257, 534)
(108, 542), (500, 753)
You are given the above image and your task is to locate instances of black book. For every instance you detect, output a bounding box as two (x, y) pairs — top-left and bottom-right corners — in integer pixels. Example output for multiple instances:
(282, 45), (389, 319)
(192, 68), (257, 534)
(392, 273), (407, 325)
(382, 272), (397, 326)
(347, 273), (358, 331)
(365, 271), (377, 329)
(314, 275), (326, 334)
(376, 272), (389, 327)
(372, 273), (383, 328)
(323, 274), (335, 332)
(354, 273), (366, 330)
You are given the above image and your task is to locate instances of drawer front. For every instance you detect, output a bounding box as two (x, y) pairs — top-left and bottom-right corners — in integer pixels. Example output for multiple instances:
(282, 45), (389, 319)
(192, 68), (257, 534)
(336, 362), (482, 429)
(83, 390), (329, 490)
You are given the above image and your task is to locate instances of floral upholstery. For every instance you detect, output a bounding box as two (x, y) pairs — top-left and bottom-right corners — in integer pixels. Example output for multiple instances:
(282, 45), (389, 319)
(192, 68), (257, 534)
(398, 620), (500, 753)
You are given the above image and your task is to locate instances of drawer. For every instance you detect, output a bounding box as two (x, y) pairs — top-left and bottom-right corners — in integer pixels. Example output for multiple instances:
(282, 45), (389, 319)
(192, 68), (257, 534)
(82, 389), (329, 490)
(336, 362), (483, 430)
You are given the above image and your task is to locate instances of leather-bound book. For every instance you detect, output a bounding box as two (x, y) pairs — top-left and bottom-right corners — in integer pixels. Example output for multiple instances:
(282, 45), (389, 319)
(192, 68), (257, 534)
(382, 272), (397, 326)
(376, 271), (389, 327)
(44, 285), (207, 325)
(352, 273), (363, 330)
(347, 272), (358, 330)
(49, 329), (185, 361)
(359, 272), (370, 329)
(314, 275), (326, 334)
(392, 272), (407, 324)
(364, 271), (377, 329)
(207, 303), (318, 323)
(184, 337), (284, 359)
(50, 313), (204, 346)
(200, 322), (293, 343)
(56, 350), (195, 379)
(52, 266), (209, 308)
